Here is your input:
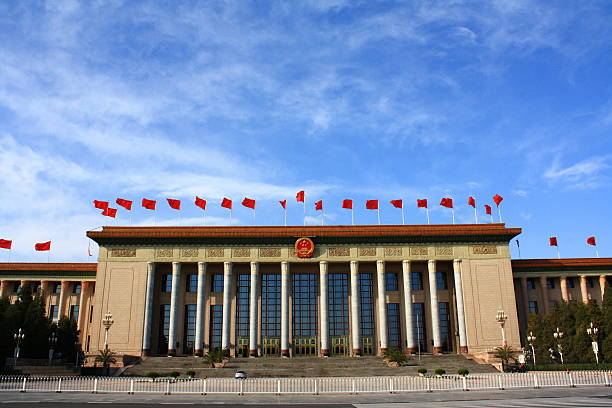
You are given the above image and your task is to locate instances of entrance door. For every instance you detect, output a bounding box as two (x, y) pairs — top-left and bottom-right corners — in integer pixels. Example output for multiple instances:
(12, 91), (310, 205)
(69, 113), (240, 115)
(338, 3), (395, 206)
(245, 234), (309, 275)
(236, 337), (249, 357)
(263, 337), (279, 356)
(361, 337), (374, 355)
(331, 336), (349, 356)
(293, 337), (317, 356)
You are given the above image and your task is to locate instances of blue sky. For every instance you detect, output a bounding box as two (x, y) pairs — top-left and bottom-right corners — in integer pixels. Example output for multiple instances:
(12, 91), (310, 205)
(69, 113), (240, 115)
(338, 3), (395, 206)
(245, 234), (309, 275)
(1, 0), (611, 262)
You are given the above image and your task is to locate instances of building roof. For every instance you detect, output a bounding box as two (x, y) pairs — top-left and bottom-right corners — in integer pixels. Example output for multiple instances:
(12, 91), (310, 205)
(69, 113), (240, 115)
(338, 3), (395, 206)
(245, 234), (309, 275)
(87, 224), (522, 246)
(512, 258), (612, 273)
(0, 263), (98, 280)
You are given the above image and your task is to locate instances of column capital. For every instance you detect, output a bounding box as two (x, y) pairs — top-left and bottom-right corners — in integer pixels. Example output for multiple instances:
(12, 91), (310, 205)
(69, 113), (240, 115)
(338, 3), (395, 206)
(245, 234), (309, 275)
(428, 259), (436, 266)
(350, 260), (358, 266)
(147, 261), (155, 266)
(402, 259), (411, 266)
(224, 260), (232, 267)
(281, 260), (289, 266)
(197, 261), (207, 267)
(453, 258), (462, 265)
(376, 259), (385, 266)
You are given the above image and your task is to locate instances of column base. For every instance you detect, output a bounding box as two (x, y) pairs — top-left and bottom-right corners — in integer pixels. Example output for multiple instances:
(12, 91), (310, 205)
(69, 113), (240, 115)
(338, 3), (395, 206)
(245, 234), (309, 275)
(194, 349), (203, 357)
(281, 349), (290, 357)
(459, 346), (468, 354)
(320, 349), (330, 357)
(249, 349), (258, 357)
(167, 349), (176, 357)
(351, 349), (362, 357)
(142, 349), (151, 357)
(433, 346), (443, 354)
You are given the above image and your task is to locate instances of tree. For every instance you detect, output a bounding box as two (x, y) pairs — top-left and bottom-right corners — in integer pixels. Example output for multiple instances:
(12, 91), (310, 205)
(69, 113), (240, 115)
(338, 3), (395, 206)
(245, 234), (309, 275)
(54, 316), (79, 363)
(494, 345), (516, 372)
(95, 349), (117, 376)
(601, 284), (612, 361)
(382, 347), (407, 364)
(202, 347), (224, 368)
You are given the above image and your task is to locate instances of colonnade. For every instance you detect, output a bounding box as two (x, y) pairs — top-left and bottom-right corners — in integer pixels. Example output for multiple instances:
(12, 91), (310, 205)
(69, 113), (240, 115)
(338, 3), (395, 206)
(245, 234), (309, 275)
(142, 259), (469, 357)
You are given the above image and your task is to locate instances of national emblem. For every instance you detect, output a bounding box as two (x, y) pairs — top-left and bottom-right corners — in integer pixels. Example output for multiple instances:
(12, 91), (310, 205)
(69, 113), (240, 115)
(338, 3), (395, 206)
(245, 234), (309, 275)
(295, 237), (315, 258)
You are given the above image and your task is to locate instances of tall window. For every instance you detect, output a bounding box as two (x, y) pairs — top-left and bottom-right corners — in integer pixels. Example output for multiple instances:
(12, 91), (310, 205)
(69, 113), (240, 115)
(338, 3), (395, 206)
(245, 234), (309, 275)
(411, 272), (423, 291)
(546, 278), (555, 289)
(211, 274), (224, 293)
(438, 302), (452, 352)
(183, 304), (196, 354)
(527, 278), (535, 290)
(186, 274), (198, 292)
(328, 274), (349, 337)
(528, 301), (539, 314)
(413, 303), (427, 351)
(161, 274), (172, 293)
(261, 274), (281, 338)
(49, 305), (59, 322)
(54, 283), (62, 294)
(586, 277), (595, 288)
(566, 278), (575, 288)
(158, 304), (170, 354)
(236, 274), (250, 338)
(292, 274), (318, 338)
(385, 272), (399, 291)
(386, 303), (401, 348)
(70, 305), (79, 322)
(436, 271), (448, 290)
(359, 273), (375, 336)
(209, 305), (223, 350)
(73, 283), (81, 294)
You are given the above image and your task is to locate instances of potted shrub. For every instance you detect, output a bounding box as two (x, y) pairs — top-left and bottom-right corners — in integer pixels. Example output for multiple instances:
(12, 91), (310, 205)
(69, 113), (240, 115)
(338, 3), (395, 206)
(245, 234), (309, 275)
(434, 368), (446, 377)
(169, 371), (180, 378)
(146, 372), (160, 381)
(457, 368), (469, 377)
(417, 367), (427, 377)
(382, 347), (407, 367)
(203, 347), (226, 368)
(186, 370), (196, 378)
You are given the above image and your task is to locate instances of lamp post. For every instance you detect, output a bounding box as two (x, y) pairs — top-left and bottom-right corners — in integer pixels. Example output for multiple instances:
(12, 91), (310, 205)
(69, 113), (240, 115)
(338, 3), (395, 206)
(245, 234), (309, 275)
(13, 328), (25, 366)
(48, 332), (58, 365)
(553, 327), (564, 364)
(526, 331), (536, 365)
(74, 339), (82, 367)
(496, 309), (508, 346)
(586, 322), (599, 364)
(102, 311), (114, 351)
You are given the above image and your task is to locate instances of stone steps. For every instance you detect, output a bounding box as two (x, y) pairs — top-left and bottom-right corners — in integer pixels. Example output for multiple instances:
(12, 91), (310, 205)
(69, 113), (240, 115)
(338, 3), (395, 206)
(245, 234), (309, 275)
(2, 365), (81, 377)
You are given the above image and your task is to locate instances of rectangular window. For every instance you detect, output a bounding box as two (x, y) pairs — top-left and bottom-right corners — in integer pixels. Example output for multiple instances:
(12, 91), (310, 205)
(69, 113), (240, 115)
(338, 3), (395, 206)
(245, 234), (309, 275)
(413, 303), (427, 352)
(209, 305), (223, 350)
(73, 283), (81, 294)
(586, 277), (595, 288)
(49, 305), (59, 321)
(292, 273), (318, 338)
(161, 274), (172, 293)
(14, 282), (20, 293)
(359, 273), (375, 336)
(328, 273), (349, 337)
(211, 274), (224, 293)
(436, 271), (448, 290)
(70, 305), (79, 322)
(526, 278), (535, 290)
(385, 272), (399, 291)
(411, 272), (423, 291)
(89, 305), (94, 323)
(86, 335), (90, 352)
(566, 278), (575, 288)
(528, 301), (538, 314)
(54, 283), (62, 294)
(548, 300), (556, 309)
(438, 302), (452, 352)
(386, 303), (401, 349)
(186, 274), (198, 292)
(183, 304), (196, 354)
(546, 278), (555, 289)
(158, 304), (171, 354)
(261, 274), (281, 338)
(235, 274), (250, 338)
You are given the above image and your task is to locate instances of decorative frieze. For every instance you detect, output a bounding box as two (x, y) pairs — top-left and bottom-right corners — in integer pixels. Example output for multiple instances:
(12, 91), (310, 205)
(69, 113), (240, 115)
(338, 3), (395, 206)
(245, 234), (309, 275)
(233, 248), (251, 257)
(328, 247), (350, 257)
(409, 246), (429, 256)
(358, 247), (376, 257)
(181, 248), (199, 258)
(109, 248), (136, 257)
(472, 245), (498, 255)
(384, 247), (402, 257)
(156, 249), (173, 258)
(435, 246), (454, 256)
(259, 248), (281, 258)
(207, 248), (225, 257)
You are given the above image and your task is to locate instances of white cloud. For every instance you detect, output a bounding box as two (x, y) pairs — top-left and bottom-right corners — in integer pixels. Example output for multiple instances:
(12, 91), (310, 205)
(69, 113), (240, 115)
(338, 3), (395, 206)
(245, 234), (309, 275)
(544, 156), (610, 188)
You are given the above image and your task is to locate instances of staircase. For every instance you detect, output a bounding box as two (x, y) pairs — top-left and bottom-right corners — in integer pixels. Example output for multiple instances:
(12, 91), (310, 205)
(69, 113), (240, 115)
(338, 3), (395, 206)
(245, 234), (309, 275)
(123, 354), (498, 378)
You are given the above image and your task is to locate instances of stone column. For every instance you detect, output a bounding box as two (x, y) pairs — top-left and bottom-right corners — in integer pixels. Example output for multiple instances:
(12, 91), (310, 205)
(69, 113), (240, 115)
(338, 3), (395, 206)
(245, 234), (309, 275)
(560, 276), (569, 302)
(402, 260), (415, 354)
(319, 261), (329, 356)
(350, 260), (361, 356)
(280, 261), (291, 357)
(580, 275), (589, 304)
(194, 262), (207, 356)
(453, 259), (468, 353)
(58, 281), (71, 318)
(376, 260), (388, 353)
(40, 280), (50, 309)
(221, 261), (233, 353)
(539, 276), (549, 314)
(520, 277), (530, 319)
(428, 260), (442, 354)
(141, 262), (156, 356)
(249, 261), (259, 357)
(168, 262), (182, 356)
(600, 275), (608, 301)
(77, 280), (88, 331)
(0, 280), (8, 298)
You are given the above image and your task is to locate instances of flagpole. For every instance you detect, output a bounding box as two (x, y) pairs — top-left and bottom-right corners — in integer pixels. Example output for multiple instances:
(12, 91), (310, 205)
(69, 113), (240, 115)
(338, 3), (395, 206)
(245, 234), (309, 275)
(351, 209), (354, 226)
(377, 208), (381, 225)
(204, 211), (207, 226)
(229, 209), (232, 226)
(474, 208), (478, 224)
(516, 240), (521, 259)
(557, 247), (561, 259)
(489, 214), (493, 223)
(498, 206), (503, 223)
(303, 201), (306, 227)
(284, 208), (287, 227)
(426, 208), (430, 225)
(595, 246), (600, 258)
(451, 209), (455, 225)
(321, 209), (324, 226)
(401, 206), (405, 225)
(7, 249), (11, 263)
(253, 208), (256, 226)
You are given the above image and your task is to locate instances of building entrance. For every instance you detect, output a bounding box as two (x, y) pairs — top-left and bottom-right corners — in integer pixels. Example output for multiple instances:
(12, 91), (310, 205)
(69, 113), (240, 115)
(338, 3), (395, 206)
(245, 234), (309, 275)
(361, 336), (374, 355)
(263, 337), (280, 356)
(331, 336), (349, 356)
(293, 336), (317, 356)
(236, 337), (249, 357)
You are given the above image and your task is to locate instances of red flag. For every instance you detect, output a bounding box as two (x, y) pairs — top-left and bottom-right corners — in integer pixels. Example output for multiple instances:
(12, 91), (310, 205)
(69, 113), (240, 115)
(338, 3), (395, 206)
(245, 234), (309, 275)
(549, 237), (558, 246)
(468, 196), (476, 208)
(440, 198), (453, 208)
(366, 200), (378, 210)
(315, 200), (323, 211)
(0, 239), (12, 249)
(417, 199), (428, 208)
(484, 204), (492, 215)
(342, 199), (353, 209)
(493, 194), (504, 206)
(195, 196), (207, 210)
(296, 191), (305, 202)
(116, 198), (133, 210)
(142, 198), (156, 210)
(242, 197), (256, 209)
(390, 199), (403, 209)
(167, 198), (181, 210)
(587, 236), (597, 246)
(221, 198), (232, 209)
(279, 200), (287, 209)
(35, 241), (51, 251)
(93, 200), (109, 210)
(101, 207), (117, 218)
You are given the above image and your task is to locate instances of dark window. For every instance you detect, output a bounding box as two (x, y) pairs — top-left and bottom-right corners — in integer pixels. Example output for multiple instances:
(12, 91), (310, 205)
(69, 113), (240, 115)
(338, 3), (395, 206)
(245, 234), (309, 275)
(413, 303), (427, 351)
(70, 305), (79, 322)
(548, 300), (556, 309)
(586, 277), (595, 288)
(292, 274), (318, 338)
(73, 283), (81, 294)
(209, 305), (223, 350)
(49, 305), (59, 321)
(236, 274), (250, 338)
(211, 274), (224, 293)
(14, 282), (21, 293)
(186, 274), (198, 292)
(183, 304), (196, 354)
(546, 278), (555, 289)
(261, 274), (281, 338)
(411, 272), (423, 291)
(528, 301), (538, 314)
(385, 272), (399, 291)
(158, 304), (171, 354)
(436, 271), (448, 290)
(438, 302), (452, 352)
(86, 335), (90, 352)
(54, 283), (61, 294)
(161, 274), (172, 293)
(386, 303), (401, 348)
(89, 305), (94, 323)
(566, 278), (575, 289)
(328, 273), (349, 336)
(526, 278), (535, 290)
(359, 273), (375, 336)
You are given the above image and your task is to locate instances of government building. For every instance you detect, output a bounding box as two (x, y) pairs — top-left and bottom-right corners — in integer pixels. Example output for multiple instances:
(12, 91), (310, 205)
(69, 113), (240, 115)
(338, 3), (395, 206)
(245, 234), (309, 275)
(0, 224), (610, 364)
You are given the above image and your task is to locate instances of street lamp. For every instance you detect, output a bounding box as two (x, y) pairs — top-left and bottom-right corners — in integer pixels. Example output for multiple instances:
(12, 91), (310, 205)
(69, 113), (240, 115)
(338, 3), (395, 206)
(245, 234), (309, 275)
(48, 332), (58, 365)
(586, 322), (599, 364)
(74, 339), (82, 367)
(13, 328), (25, 365)
(102, 311), (114, 351)
(526, 331), (536, 365)
(553, 327), (564, 364)
(496, 309), (508, 346)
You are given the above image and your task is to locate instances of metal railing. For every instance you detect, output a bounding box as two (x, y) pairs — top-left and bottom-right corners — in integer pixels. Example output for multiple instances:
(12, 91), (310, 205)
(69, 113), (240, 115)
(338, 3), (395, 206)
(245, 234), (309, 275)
(0, 371), (609, 395)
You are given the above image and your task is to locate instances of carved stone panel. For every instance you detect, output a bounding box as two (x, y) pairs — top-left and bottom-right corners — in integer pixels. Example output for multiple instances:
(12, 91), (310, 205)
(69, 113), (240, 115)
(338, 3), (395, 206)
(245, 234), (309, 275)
(328, 247), (350, 257)
(384, 247), (402, 257)
(207, 248), (225, 258)
(409, 247), (429, 256)
(156, 249), (173, 258)
(233, 248), (251, 258)
(435, 246), (454, 256)
(110, 248), (136, 257)
(472, 245), (498, 255)
(181, 248), (199, 258)
(260, 248), (281, 258)
(358, 247), (376, 257)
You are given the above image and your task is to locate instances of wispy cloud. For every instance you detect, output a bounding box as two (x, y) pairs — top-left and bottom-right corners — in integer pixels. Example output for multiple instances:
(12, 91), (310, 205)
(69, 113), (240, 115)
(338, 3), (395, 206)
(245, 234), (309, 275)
(544, 156), (610, 188)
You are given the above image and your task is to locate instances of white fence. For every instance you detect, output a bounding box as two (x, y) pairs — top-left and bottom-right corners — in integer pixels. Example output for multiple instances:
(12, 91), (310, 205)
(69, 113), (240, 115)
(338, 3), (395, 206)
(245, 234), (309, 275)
(0, 371), (609, 395)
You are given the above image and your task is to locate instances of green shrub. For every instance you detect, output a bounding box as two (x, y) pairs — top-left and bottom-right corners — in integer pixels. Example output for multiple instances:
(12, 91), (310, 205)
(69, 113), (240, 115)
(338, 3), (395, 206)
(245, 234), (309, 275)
(185, 370), (196, 378)
(434, 368), (446, 376)
(146, 372), (160, 378)
(526, 362), (612, 371)
(457, 368), (469, 376)
(382, 347), (407, 364)
(417, 367), (427, 374)
(169, 371), (180, 378)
